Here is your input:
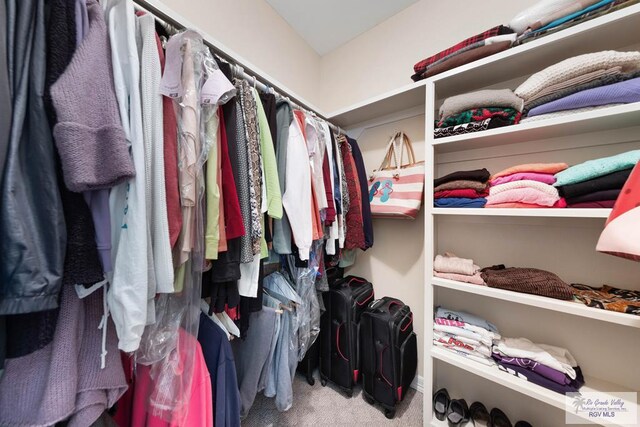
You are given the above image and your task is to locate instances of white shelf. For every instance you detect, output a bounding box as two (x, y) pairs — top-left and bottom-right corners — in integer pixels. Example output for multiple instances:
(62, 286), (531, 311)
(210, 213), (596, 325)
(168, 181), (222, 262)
(432, 208), (611, 218)
(328, 82), (426, 128)
(431, 347), (633, 427)
(431, 3), (640, 99)
(432, 103), (640, 153)
(432, 277), (640, 329)
(430, 416), (448, 427)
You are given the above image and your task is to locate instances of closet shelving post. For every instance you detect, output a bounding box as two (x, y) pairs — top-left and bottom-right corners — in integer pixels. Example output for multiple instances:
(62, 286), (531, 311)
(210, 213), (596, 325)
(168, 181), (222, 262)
(329, 3), (640, 426)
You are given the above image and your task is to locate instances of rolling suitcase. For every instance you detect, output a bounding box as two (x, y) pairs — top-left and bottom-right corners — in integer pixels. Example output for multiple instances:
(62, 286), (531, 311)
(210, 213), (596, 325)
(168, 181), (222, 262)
(360, 297), (417, 419)
(320, 276), (375, 396)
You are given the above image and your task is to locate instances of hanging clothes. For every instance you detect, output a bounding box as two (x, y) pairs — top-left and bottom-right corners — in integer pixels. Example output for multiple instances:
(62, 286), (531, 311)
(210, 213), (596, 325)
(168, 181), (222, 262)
(340, 136), (366, 250)
(103, 0), (149, 352)
(272, 100), (294, 255)
(347, 136), (374, 249)
(0, 0), (66, 315)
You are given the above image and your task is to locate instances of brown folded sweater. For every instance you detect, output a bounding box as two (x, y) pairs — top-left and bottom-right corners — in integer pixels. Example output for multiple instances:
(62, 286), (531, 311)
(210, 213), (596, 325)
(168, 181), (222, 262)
(480, 265), (574, 300)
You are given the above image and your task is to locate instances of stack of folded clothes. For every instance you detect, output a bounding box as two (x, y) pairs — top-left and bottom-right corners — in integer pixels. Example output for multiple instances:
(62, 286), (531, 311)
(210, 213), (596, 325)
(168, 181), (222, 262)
(571, 283), (640, 315)
(434, 90), (524, 138)
(411, 26), (516, 82)
(433, 168), (490, 208)
(512, 0), (640, 46)
(492, 337), (584, 394)
(555, 149), (640, 207)
(485, 163), (569, 208)
(516, 50), (640, 122)
(481, 265), (575, 300)
(433, 253), (485, 285)
(433, 307), (500, 366)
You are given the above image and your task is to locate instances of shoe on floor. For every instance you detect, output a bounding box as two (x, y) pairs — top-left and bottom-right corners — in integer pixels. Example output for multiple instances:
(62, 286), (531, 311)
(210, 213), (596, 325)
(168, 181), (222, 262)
(490, 408), (512, 427)
(447, 399), (470, 426)
(433, 388), (450, 421)
(469, 401), (489, 427)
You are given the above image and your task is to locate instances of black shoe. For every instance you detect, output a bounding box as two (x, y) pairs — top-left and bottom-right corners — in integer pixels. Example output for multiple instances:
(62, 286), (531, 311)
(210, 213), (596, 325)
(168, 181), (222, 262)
(514, 422), (532, 427)
(433, 388), (450, 421)
(447, 399), (470, 426)
(469, 401), (490, 427)
(490, 408), (512, 427)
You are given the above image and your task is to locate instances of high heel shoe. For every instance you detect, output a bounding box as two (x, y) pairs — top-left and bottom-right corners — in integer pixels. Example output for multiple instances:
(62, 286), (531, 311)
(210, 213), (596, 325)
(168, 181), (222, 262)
(469, 401), (490, 427)
(433, 388), (450, 421)
(490, 408), (512, 427)
(447, 399), (470, 426)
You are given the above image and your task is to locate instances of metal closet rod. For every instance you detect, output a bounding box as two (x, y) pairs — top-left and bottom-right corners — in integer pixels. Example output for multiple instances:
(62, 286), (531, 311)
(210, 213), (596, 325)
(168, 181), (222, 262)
(132, 0), (343, 135)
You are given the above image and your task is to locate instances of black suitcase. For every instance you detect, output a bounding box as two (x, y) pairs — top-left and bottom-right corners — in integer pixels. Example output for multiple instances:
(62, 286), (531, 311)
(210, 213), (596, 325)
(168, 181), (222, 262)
(360, 297), (417, 419)
(320, 275), (375, 396)
(297, 337), (320, 385)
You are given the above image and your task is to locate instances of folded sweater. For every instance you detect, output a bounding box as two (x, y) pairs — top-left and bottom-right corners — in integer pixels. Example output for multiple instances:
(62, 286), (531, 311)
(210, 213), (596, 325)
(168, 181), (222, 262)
(434, 188), (489, 199)
(485, 187), (560, 207)
(555, 150), (640, 186)
(491, 172), (556, 186)
(481, 265), (574, 300)
(434, 168), (490, 187)
(489, 180), (559, 197)
(492, 163), (568, 179)
(515, 50), (640, 101)
(434, 253), (479, 275)
(435, 307), (499, 333)
(485, 199), (568, 208)
(558, 168), (631, 199)
(520, 104), (624, 123)
(433, 270), (485, 285)
(434, 197), (487, 208)
(434, 180), (488, 192)
(566, 189), (621, 204)
(439, 89), (524, 120)
(568, 200), (616, 208)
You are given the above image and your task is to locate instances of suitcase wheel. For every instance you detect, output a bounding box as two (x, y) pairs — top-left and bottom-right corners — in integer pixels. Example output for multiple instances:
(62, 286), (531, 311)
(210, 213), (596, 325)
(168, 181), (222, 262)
(307, 376), (315, 386)
(345, 389), (353, 398)
(321, 378), (327, 387)
(363, 394), (374, 405)
(384, 409), (396, 420)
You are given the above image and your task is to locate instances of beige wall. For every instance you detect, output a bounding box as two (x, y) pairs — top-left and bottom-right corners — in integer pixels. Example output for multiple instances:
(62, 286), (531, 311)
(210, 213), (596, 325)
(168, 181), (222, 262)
(319, 0), (540, 113)
(158, 0), (322, 105)
(345, 116), (425, 377)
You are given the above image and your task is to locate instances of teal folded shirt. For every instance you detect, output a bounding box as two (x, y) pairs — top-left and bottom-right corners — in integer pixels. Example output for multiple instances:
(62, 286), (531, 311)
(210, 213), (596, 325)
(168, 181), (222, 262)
(555, 150), (640, 187)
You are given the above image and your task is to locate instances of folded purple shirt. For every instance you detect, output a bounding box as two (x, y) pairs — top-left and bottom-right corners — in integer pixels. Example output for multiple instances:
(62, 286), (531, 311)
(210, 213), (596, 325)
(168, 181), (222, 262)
(492, 352), (570, 385)
(491, 172), (556, 186)
(528, 77), (640, 117)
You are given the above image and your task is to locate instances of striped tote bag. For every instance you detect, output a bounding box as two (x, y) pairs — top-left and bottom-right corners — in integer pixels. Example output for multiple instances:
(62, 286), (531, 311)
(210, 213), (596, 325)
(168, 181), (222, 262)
(368, 132), (424, 219)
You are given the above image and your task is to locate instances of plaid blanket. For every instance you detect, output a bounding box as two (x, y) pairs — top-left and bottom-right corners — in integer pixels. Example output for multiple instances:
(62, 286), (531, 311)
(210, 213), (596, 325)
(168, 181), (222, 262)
(413, 25), (513, 74)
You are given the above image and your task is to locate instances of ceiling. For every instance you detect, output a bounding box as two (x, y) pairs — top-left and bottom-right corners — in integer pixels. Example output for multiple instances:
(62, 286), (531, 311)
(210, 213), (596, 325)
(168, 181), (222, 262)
(265, 0), (419, 55)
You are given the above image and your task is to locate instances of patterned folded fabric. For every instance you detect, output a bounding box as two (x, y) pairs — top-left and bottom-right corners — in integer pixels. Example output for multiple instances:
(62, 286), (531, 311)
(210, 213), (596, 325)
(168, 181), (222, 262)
(490, 172), (556, 186)
(528, 77), (640, 117)
(510, 0), (602, 34)
(515, 50), (640, 101)
(434, 118), (513, 139)
(492, 163), (569, 180)
(489, 180), (560, 197)
(434, 197), (487, 208)
(492, 352), (572, 385)
(486, 187), (560, 207)
(555, 150), (640, 186)
(536, 0), (616, 33)
(413, 25), (514, 74)
(481, 265), (574, 300)
(434, 188), (489, 199)
(558, 168), (631, 199)
(434, 253), (478, 275)
(413, 42), (512, 81)
(571, 283), (640, 315)
(438, 107), (522, 128)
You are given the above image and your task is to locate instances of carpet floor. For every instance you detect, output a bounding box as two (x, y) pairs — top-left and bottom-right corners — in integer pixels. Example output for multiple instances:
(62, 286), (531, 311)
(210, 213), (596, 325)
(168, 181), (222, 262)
(242, 373), (423, 426)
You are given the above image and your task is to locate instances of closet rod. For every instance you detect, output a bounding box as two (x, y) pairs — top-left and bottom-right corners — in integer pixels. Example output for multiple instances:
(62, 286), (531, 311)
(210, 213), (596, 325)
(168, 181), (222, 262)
(132, 0), (343, 135)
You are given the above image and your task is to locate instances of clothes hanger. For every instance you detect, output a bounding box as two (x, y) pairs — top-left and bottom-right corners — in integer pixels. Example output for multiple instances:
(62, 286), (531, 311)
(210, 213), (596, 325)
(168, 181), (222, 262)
(200, 300), (232, 340)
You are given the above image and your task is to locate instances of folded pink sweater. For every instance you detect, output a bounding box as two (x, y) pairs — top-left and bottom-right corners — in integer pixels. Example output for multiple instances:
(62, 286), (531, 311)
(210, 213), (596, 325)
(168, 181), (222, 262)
(491, 163), (568, 179)
(486, 187), (560, 207)
(489, 180), (559, 197)
(490, 172), (556, 186)
(434, 270), (485, 285)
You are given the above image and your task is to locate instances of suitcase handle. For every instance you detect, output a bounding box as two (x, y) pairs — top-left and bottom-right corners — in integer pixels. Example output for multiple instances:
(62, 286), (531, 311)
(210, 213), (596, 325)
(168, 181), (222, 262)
(388, 301), (404, 311)
(401, 313), (413, 332)
(356, 290), (374, 306)
(379, 345), (393, 387)
(336, 323), (349, 361)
